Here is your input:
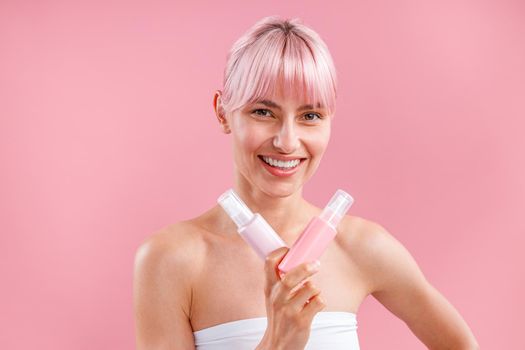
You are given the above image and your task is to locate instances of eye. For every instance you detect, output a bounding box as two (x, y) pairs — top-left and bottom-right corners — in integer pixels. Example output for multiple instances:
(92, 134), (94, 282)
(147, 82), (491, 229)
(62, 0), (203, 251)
(302, 113), (322, 121)
(251, 109), (273, 118)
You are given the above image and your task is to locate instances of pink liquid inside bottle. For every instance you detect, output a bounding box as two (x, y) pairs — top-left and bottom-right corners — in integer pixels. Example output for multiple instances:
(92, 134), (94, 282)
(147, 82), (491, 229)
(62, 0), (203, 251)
(278, 189), (354, 274)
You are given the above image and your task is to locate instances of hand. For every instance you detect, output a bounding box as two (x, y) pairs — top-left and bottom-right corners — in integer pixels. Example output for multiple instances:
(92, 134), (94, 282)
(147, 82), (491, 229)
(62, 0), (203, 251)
(258, 247), (326, 350)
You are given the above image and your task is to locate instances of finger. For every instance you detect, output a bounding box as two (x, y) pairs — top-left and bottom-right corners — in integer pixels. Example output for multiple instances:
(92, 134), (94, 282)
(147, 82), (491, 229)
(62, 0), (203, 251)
(287, 280), (321, 312)
(274, 261), (319, 302)
(264, 247), (289, 287)
(302, 294), (326, 319)
(280, 260), (320, 293)
(289, 276), (312, 294)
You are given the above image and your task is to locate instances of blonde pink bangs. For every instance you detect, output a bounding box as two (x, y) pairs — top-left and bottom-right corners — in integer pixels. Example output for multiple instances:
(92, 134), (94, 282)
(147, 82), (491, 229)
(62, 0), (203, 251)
(221, 16), (338, 116)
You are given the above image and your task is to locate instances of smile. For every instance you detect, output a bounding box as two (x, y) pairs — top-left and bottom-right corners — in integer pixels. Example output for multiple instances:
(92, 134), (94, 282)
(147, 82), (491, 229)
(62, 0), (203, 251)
(261, 156), (300, 169)
(257, 155), (306, 177)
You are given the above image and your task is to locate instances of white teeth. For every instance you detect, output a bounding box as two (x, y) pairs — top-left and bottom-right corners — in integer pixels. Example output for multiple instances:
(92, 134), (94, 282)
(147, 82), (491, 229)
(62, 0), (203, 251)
(262, 156), (301, 169)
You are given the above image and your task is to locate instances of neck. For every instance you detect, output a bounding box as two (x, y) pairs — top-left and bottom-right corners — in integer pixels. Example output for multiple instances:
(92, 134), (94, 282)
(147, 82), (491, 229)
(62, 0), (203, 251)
(228, 174), (318, 242)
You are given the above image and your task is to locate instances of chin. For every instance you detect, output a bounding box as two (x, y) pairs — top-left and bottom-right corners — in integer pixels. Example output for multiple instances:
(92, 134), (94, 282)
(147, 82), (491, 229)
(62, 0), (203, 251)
(259, 181), (302, 198)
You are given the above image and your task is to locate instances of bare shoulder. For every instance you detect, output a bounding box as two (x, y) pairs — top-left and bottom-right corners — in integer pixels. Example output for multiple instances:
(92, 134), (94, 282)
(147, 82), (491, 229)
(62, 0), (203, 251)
(336, 219), (480, 348)
(336, 214), (390, 256)
(135, 221), (207, 267)
(336, 215), (424, 295)
(134, 221), (207, 287)
(133, 221), (207, 349)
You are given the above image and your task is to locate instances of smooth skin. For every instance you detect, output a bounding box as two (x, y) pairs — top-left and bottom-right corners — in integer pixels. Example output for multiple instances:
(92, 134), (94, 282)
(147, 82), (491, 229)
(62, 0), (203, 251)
(134, 83), (480, 349)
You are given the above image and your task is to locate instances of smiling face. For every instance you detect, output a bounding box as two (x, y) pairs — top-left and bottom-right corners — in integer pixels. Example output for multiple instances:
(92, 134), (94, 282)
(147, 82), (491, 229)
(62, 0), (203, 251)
(215, 17), (338, 199)
(220, 83), (332, 198)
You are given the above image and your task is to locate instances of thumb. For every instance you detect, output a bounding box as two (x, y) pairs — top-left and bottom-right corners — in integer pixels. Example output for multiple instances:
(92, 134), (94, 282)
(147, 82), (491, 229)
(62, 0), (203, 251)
(264, 246), (289, 286)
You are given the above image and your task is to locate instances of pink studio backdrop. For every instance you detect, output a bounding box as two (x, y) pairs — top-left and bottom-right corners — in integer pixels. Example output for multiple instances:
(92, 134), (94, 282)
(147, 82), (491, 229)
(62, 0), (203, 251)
(1, 1), (523, 349)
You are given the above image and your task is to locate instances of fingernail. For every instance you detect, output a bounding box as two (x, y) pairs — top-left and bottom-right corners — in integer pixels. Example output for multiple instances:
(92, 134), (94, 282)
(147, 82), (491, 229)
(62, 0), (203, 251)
(309, 260), (321, 270)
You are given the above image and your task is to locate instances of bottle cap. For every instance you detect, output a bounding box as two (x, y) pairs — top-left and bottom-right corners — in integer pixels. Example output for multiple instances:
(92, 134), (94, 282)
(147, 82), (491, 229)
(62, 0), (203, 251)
(217, 189), (254, 228)
(320, 189), (354, 229)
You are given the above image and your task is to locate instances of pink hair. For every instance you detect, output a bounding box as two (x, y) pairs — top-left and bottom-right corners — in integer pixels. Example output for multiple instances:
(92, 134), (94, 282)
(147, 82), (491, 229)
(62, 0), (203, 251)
(221, 16), (338, 117)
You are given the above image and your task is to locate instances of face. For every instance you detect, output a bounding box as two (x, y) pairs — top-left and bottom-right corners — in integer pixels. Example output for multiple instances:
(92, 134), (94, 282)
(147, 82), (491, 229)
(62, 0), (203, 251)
(217, 84), (332, 198)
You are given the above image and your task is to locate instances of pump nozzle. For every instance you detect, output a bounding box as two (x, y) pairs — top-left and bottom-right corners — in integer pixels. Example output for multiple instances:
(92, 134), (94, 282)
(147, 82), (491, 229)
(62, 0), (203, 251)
(217, 189), (254, 228)
(319, 189), (354, 229)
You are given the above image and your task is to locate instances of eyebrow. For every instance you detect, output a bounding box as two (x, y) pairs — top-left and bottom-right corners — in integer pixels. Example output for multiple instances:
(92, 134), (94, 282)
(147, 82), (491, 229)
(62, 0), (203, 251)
(254, 99), (325, 112)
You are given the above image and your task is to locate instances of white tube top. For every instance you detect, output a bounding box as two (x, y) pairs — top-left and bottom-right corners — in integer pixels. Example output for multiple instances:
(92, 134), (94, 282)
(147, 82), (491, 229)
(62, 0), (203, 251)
(193, 311), (360, 349)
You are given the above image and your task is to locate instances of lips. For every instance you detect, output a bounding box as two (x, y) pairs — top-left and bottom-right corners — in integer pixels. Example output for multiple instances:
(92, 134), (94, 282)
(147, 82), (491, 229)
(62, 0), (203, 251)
(257, 155), (306, 177)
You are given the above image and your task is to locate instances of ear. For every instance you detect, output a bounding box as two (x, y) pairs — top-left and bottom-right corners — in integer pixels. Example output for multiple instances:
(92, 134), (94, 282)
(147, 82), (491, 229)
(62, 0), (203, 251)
(213, 90), (231, 134)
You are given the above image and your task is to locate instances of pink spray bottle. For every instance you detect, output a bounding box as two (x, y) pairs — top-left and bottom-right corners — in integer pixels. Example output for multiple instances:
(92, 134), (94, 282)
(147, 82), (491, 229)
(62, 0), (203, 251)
(278, 189), (354, 274)
(218, 189), (288, 259)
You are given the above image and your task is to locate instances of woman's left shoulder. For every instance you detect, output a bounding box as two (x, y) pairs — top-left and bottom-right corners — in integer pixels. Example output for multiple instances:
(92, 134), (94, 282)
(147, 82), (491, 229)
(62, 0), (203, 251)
(336, 215), (425, 295)
(336, 214), (389, 249)
(335, 215), (405, 268)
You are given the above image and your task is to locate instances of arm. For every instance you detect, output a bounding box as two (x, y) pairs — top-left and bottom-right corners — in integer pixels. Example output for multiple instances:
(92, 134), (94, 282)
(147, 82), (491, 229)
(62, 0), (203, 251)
(353, 221), (479, 349)
(133, 230), (196, 350)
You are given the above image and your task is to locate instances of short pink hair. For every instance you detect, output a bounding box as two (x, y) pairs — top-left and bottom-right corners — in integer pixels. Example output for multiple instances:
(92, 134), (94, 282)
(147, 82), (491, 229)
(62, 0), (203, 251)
(221, 16), (338, 117)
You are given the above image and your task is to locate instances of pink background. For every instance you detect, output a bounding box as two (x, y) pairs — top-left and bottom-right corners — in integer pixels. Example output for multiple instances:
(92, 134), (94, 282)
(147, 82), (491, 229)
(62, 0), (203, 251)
(1, 0), (523, 349)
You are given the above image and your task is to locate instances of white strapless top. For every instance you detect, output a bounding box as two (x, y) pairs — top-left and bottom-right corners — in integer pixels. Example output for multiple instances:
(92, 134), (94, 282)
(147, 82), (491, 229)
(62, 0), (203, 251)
(193, 311), (360, 349)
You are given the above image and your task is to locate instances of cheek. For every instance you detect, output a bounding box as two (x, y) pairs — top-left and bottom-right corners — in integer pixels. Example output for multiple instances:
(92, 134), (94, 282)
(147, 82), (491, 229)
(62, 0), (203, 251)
(232, 120), (266, 158)
(305, 128), (331, 157)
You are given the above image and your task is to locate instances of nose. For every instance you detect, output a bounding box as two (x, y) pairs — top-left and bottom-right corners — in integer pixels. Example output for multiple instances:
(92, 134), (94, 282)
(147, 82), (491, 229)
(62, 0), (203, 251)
(272, 121), (300, 154)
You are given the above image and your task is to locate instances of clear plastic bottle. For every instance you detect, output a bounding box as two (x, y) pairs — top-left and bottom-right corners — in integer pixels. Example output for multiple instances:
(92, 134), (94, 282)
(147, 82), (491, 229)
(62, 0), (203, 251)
(218, 189), (287, 259)
(278, 189), (354, 274)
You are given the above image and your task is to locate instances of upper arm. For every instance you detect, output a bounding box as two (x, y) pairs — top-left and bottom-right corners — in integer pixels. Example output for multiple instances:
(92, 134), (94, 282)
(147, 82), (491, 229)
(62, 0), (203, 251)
(133, 229), (197, 350)
(353, 221), (479, 349)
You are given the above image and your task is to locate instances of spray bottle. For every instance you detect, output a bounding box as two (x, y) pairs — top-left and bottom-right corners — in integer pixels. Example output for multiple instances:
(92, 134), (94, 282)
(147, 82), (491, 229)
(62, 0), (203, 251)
(218, 189), (287, 259)
(278, 189), (354, 274)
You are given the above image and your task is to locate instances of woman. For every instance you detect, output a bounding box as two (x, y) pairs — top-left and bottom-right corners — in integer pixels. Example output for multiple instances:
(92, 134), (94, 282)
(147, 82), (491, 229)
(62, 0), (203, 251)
(134, 16), (479, 349)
